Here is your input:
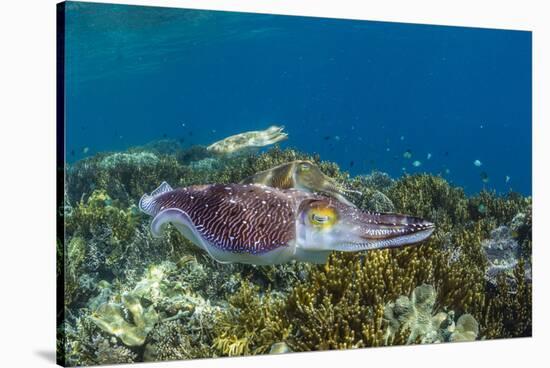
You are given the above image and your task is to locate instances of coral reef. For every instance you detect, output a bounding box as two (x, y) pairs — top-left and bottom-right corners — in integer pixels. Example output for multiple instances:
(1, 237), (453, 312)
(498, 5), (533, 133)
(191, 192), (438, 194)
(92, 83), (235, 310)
(212, 281), (291, 356)
(269, 342), (292, 354)
(450, 314), (479, 342)
(387, 174), (470, 232)
(59, 143), (533, 365)
(482, 226), (520, 286)
(353, 170), (395, 192)
(354, 187), (395, 213)
(383, 284), (479, 344)
(143, 319), (214, 361)
(66, 190), (139, 246)
(66, 151), (187, 205)
(175, 144), (211, 165)
(90, 293), (159, 346)
(383, 284), (439, 344)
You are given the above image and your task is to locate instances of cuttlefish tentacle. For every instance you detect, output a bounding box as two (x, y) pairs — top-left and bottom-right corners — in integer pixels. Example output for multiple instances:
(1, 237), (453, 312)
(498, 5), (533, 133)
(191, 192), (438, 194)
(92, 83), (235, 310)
(140, 182), (435, 265)
(241, 160), (359, 207)
(310, 176), (361, 207)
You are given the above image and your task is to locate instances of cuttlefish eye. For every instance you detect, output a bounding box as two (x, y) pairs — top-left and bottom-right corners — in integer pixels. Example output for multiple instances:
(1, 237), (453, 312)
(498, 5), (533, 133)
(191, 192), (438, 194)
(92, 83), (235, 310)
(299, 162), (311, 172)
(308, 206), (338, 229)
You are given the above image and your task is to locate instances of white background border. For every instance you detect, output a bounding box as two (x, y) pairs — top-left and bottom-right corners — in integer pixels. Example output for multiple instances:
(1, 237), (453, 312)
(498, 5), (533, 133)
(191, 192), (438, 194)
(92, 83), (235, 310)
(0, 0), (547, 367)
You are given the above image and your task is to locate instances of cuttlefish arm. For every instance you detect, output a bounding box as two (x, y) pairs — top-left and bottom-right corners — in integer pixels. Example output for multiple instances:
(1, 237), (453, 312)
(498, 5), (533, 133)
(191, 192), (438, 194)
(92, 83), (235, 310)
(140, 182), (434, 265)
(250, 125), (288, 146)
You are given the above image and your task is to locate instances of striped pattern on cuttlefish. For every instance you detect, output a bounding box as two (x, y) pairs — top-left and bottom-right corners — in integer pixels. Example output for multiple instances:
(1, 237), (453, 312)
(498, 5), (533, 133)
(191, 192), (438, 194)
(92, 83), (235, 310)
(139, 182), (435, 265)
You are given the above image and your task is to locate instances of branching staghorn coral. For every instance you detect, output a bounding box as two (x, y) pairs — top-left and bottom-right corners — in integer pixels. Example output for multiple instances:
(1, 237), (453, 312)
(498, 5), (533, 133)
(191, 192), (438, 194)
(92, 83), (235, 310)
(387, 174), (470, 234)
(469, 190), (531, 225)
(479, 260), (532, 339)
(284, 249), (443, 350)
(213, 281), (292, 356)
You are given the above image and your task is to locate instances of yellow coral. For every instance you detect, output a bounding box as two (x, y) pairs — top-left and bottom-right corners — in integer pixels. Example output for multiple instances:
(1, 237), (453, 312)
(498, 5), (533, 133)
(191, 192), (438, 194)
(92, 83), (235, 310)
(90, 292), (158, 346)
(213, 281), (292, 356)
(66, 189), (138, 244)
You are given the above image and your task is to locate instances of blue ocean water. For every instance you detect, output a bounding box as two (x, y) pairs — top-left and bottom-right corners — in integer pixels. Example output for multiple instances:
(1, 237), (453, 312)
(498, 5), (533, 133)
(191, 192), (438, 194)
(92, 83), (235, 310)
(64, 1), (532, 195)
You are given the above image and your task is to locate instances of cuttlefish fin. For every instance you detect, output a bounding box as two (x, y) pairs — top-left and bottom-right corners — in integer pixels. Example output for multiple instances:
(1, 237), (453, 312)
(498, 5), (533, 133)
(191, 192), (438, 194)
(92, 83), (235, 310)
(139, 181), (173, 216)
(319, 182), (359, 207)
(341, 187), (363, 196)
(150, 207), (231, 264)
(331, 192), (357, 207)
(259, 125), (288, 145)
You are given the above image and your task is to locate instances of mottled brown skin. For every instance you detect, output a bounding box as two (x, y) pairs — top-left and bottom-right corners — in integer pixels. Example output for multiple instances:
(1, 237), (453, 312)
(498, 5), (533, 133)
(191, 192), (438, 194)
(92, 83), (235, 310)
(206, 126), (288, 155)
(240, 160), (358, 206)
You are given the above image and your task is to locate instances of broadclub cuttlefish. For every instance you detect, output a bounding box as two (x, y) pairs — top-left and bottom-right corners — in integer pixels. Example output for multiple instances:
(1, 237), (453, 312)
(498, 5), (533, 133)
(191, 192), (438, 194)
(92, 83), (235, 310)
(206, 125), (288, 155)
(140, 182), (435, 265)
(240, 160), (361, 207)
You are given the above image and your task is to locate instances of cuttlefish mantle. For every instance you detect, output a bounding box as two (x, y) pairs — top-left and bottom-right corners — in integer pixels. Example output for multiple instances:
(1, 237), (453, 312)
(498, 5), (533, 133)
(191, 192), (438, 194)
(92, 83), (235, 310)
(140, 182), (435, 265)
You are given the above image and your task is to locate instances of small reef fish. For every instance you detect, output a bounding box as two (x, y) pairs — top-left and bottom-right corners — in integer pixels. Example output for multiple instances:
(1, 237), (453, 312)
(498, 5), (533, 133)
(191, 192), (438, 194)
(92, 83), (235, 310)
(139, 182), (435, 265)
(206, 125), (288, 155)
(480, 171), (489, 183)
(239, 160), (360, 207)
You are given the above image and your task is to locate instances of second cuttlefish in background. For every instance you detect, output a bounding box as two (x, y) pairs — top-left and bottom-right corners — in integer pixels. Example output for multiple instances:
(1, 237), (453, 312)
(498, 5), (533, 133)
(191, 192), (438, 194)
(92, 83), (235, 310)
(240, 160), (361, 207)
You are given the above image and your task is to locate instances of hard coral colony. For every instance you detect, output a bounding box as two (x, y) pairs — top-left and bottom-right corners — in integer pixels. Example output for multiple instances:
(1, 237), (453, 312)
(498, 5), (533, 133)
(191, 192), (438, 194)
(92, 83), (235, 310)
(59, 142), (532, 366)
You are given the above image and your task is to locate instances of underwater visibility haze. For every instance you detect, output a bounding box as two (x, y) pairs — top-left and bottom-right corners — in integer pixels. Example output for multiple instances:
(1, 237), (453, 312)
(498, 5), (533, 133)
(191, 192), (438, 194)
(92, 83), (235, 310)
(58, 2), (532, 366)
